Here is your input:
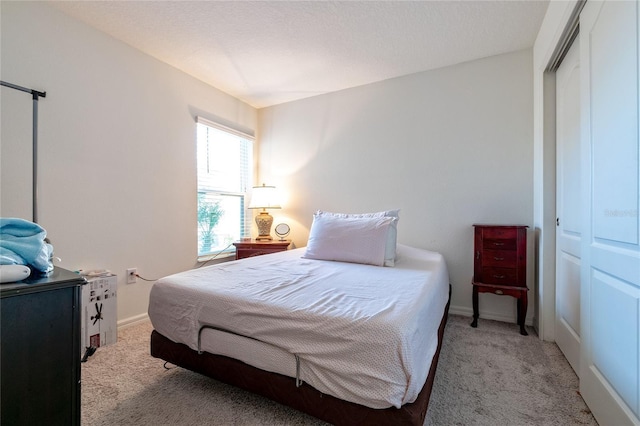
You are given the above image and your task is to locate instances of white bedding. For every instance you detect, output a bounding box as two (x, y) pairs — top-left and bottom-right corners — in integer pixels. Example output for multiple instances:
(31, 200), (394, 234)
(148, 244), (449, 409)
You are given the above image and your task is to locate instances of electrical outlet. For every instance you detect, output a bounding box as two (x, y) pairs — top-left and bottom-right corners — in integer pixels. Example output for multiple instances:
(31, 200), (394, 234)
(126, 268), (137, 284)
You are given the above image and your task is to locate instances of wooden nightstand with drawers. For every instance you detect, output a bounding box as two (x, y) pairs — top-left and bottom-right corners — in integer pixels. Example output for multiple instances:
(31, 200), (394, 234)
(233, 240), (291, 260)
(470, 224), (528, 335)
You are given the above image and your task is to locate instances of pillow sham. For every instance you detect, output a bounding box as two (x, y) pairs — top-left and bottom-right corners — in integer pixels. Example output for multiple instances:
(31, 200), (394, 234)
(315, 209), (399, 266)
(303, 214), (397, 266)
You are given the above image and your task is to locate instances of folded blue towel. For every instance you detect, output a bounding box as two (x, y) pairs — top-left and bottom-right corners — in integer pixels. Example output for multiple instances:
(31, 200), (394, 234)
(0, 218), (53, 274)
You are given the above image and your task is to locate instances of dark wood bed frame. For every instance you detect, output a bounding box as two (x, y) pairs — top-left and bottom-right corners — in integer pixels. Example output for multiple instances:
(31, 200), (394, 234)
(150, 294), (450, 425)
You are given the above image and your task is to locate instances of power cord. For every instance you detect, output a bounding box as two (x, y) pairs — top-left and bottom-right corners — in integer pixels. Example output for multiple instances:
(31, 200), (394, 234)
(134, 273), (158, 282)
(132, 243), (235, 282)
(196, 243), (234, 268)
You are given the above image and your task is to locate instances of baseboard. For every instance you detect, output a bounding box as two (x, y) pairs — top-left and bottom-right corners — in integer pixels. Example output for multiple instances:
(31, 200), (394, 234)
(118, 313), (150, 330)
(449, 304), (534, 326)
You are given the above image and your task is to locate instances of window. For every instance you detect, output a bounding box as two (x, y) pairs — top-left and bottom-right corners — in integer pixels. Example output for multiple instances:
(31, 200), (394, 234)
(196, 117), (253, 257)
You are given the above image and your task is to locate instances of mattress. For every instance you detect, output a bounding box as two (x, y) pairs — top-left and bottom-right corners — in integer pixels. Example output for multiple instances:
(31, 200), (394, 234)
(148, 244), (449, 409)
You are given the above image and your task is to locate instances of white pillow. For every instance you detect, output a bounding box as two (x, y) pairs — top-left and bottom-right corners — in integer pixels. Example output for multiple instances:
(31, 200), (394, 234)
(315, 210), (399, 266)
(303, 214), (397, 266)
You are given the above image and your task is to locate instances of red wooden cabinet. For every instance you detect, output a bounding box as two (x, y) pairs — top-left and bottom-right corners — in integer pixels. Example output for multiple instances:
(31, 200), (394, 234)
(471, 224), (528, 335)
(233, 240), (291, 260)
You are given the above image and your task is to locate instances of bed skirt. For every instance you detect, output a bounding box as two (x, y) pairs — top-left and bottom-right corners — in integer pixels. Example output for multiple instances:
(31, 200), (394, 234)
(150, 293), (450, 425)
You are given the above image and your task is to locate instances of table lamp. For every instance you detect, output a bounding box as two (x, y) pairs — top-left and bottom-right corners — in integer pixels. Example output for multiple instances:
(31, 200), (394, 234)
(248, 184), (281, 240)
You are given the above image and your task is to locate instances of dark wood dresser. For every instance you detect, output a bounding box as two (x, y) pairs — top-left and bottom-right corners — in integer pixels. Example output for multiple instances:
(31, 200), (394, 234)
(470, 224), (528, 335)
(233, 239), (291, 260)
(1, 267), (85, 425)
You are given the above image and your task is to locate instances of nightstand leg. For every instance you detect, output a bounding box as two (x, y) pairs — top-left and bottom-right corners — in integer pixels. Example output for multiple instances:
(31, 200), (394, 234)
(518, 291), (528, 336)
(471, 286), (479, 328)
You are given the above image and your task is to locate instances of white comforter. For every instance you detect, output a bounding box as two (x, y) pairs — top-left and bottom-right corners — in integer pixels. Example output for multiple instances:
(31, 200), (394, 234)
(148, 244), (449, 409)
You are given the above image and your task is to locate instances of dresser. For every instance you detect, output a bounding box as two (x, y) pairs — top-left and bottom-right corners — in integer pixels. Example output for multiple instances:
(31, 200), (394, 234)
(470, 224), (528, 335)
(233, 239), (291, 260)
(1, 267), (85, 425)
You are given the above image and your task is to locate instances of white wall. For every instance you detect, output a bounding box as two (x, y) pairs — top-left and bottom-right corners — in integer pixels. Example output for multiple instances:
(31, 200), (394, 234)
(1, 1), (536, 327)
(258, 49), (535, 324)
(1, 2), (257, 325)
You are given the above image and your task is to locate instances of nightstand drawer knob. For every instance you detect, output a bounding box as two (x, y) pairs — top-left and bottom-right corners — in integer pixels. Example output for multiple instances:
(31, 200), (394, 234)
(495, 289), (504, 295)
(493, 274), (505, 279)
(494, 257), (504, 261)
(493, 242), (505, 246)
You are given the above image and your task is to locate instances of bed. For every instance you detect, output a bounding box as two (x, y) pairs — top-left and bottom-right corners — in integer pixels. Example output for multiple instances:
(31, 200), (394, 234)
(149, 243), (450, 425)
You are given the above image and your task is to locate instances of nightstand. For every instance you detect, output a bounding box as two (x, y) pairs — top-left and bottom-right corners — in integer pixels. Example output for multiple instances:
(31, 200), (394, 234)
(233, 240), (291, 260)
(470, 224), (528, 335)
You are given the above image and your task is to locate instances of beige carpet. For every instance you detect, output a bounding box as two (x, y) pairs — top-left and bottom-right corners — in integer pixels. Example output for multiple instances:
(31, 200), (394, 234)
(81, 315), (597, 425)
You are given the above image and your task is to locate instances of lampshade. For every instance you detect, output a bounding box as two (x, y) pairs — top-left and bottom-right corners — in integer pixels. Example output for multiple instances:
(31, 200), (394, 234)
(248, 184), (281, 241)
(248, 184), (281, 210)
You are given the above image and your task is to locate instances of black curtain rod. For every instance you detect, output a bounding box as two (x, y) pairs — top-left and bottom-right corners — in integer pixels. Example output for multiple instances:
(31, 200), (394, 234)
(1, 80), (46, 223)
(1, 80), (46, 100)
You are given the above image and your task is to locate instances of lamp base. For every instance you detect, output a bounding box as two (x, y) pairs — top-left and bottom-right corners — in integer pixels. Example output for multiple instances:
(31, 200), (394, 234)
(255, 211), (273, 241)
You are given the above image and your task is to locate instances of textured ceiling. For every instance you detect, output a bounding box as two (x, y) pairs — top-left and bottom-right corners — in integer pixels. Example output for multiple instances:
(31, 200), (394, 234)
(50, 1), (549, 108)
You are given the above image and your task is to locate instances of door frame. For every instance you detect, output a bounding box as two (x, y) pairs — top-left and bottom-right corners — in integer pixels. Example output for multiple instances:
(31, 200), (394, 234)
(533, 0), (585, 342)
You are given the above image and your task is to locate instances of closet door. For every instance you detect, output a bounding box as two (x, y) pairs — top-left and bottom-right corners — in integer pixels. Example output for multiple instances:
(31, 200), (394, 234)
(579, 1), (640, 424)
(555, 36), (581, 375)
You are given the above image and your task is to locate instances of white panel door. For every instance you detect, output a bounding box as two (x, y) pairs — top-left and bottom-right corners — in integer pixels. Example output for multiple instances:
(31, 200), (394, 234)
(555, 37), (581, 375)
(580, 1), (640, 425)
